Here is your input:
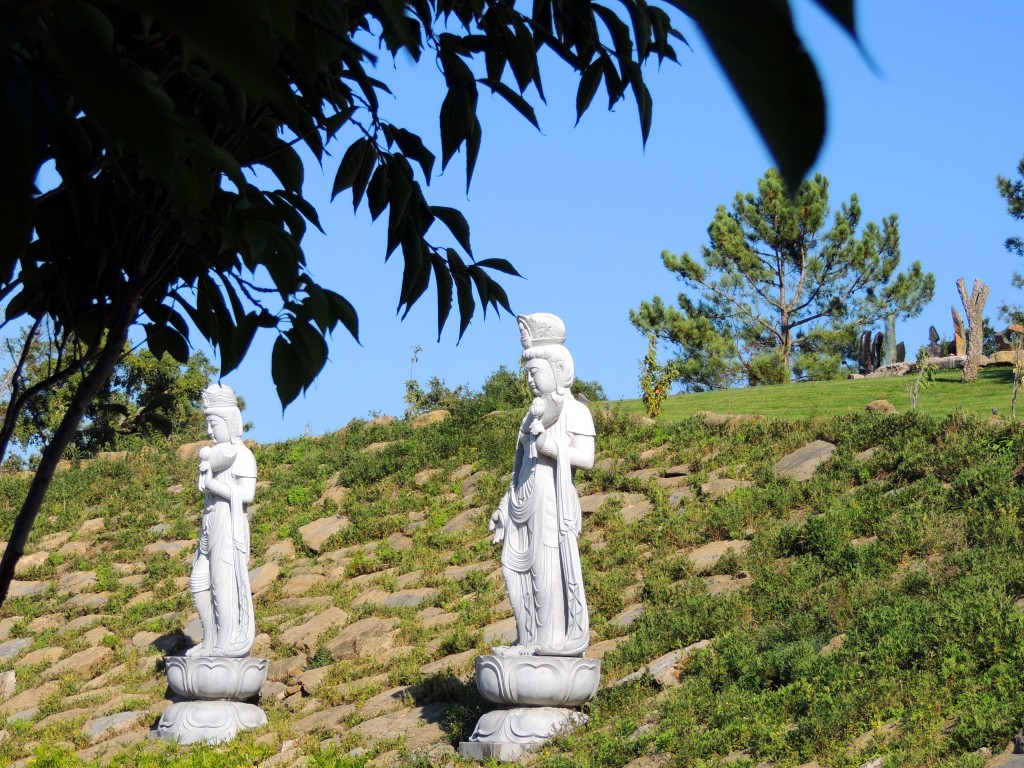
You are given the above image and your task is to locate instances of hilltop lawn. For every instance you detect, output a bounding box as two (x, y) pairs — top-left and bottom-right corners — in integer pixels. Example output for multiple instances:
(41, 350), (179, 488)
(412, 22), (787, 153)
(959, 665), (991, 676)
(617, 365), (1018, 422)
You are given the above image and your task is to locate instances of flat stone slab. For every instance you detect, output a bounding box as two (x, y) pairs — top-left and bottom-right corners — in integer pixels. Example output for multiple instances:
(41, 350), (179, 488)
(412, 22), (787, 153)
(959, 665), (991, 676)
(83, 710), (146, 743)
(700, 478), (753, 498)
(621, 500), (653, 524)
(774, 440), (836, 481)
(278, 606), (348, 653)
(353, 701), (448, 749)
(8, 580), (49, 598)
(299, 515), (349, 553)
(326, 616), (399, 660)
(482, 617), (517, 646)
(0, 681), (59, 716)
(265, 539), (296, 561)
(615, 639), (711, 687)
(248, 562), (279, 594)
(420, 649), (478, 677)
(586, 637), (629, 659)
(579, 492), (646, 515)
(610, 604), (644, 629)
(14, 550), (49, 575)
(20, 647), (63, 666)
(143, 540), (191, 557)
(63, 591), (112, 611)
(42, 646), (112, 681)
(384, 588), (438, 608)
(58, 570), (98, 595)
(443, 562), (491, 580)
(0, 637), (33, 661)
(282, 573), (321, 597)
(704, 572), (752, 596)
(685, 540), (750, 572)
(440, 507), (485, 534)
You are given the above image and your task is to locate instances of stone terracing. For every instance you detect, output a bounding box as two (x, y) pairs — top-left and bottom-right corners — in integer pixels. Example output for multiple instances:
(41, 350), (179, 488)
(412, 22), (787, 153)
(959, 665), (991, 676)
(0, 412), (950, 768)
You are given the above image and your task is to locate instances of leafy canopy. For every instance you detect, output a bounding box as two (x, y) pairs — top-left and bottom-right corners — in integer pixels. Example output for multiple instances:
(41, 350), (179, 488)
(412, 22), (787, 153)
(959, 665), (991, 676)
(631, 169), (936, 389)
(0, 0), (858, 408)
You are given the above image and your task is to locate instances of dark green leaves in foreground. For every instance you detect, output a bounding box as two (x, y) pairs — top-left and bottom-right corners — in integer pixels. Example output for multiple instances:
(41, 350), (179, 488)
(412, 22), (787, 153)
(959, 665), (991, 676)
(0, 0), (856, 411)
(673, 0), (857, 192)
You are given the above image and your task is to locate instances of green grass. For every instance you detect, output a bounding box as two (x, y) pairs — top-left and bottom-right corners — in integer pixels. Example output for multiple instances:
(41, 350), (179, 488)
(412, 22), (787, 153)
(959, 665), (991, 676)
(616, 365), (1018, 421)
(4, 389), (1024, 766)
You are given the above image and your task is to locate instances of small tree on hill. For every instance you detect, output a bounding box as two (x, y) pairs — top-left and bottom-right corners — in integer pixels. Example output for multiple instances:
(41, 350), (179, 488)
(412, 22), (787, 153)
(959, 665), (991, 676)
(630, 169), (936, 388)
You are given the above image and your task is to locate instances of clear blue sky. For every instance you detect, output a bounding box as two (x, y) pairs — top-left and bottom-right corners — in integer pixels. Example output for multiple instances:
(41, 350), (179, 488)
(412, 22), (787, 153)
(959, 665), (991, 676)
(207, 2), (1024, 442)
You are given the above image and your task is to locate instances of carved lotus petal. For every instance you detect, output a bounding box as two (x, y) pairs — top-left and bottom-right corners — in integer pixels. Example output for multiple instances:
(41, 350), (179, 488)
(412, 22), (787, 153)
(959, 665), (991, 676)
(164, 656), (269, 701)
(475, 654), (600, 706)
(157, 700), (267, 745)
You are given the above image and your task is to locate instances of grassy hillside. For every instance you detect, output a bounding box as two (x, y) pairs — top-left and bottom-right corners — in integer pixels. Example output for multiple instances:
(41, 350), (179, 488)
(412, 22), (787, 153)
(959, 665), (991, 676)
(617, 366), (1018, 422)
(1, 399), (1024, 767)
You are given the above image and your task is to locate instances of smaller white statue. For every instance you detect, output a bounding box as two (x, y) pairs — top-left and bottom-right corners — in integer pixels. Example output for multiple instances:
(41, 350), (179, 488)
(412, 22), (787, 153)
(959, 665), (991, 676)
(187, 384), (257, 659)
(490, 313), (595, 657)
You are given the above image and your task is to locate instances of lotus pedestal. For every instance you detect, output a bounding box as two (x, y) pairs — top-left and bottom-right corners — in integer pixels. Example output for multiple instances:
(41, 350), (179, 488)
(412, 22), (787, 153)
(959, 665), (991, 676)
(459, 654), (600, 760)
(157, 656), (268, 744)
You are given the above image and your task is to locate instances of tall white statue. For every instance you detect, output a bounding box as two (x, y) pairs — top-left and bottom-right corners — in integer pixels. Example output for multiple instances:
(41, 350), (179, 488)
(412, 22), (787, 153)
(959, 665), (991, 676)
(158, 384), (268, 745)
(491, 312), (595, 657)
(463, 313), (601, 761)
(188, 384), (258, 658)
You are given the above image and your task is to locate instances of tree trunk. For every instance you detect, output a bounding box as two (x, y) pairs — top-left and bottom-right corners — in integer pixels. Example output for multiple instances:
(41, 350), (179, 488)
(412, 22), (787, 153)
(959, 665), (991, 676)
(0, 304), (136, 607)
(957, 277), (990, 383)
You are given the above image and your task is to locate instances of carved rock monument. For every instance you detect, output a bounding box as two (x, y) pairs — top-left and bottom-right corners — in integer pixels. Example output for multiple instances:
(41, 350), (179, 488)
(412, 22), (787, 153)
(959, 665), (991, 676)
(460, 313), (600, 760)
(157, 384), (268, 744)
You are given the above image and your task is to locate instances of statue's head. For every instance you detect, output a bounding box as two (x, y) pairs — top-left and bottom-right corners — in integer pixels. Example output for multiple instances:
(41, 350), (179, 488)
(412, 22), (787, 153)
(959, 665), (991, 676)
(202, 384), (243, 444)
(518, 313), (574, 397)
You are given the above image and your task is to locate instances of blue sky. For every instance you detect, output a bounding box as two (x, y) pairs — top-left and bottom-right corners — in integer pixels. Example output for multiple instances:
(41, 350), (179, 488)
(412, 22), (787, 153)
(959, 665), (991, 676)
(211, 2), (1024, 442)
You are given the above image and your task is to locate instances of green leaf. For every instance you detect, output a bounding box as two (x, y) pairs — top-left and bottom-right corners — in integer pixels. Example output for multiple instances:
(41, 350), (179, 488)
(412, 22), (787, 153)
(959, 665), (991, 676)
(325, 289), (360, 341)
(220, 313), (259, 375)
(466, 118), (482, 193)
(333, 138), (372, 200)
(575, 61), (604, 123)
(449, 252), (475, 339)
(367, 164), (390, 221)
(144, 323), (189, 364)
(478, 78), (539, 129)
(476, 258), (523, 277)
(430, 252), (454, 340)
(385, 127), (435, 182)
(123, 0), (295, 107)
(288, 319), (329, 383)
(272, 335), (304, 406)
(430, 206), (473, 257)
(676, 0), (824, 191)
(50, 6), (180, 181)
(351, 145), (378, 211)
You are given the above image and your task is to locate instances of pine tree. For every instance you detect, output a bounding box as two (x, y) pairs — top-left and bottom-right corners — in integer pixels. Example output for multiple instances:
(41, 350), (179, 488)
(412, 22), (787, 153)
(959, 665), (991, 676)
(631, 170), (935, 388)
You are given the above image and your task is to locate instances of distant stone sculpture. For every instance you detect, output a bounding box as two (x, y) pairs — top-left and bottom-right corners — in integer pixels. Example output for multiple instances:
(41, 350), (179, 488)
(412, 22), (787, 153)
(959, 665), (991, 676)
(872, 332), (883, 371)
(951, 307), (966, 356)
(858, 330), (874, 375)
(896, 342), (906, 364)
(158, 384), (268, 744)
(460, 313), (600, 760)
(928, 326), (942, 357)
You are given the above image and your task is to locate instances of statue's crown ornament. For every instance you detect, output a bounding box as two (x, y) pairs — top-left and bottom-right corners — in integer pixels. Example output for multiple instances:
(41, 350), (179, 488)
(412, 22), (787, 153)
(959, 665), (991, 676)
(202, 384), (238, 411)
(517, 313), (566, 349)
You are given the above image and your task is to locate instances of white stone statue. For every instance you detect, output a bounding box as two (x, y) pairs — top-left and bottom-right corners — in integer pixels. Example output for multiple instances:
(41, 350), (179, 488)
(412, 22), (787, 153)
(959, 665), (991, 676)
(490, 312), (595, 657)
(463, 312), (601, 760)
(158, 384), (268, 745)
(187, 384), (257, 658)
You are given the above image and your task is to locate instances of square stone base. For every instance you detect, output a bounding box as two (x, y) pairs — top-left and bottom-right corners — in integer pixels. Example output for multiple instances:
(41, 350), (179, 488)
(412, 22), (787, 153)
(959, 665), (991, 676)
(458, 740), (542, 761)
